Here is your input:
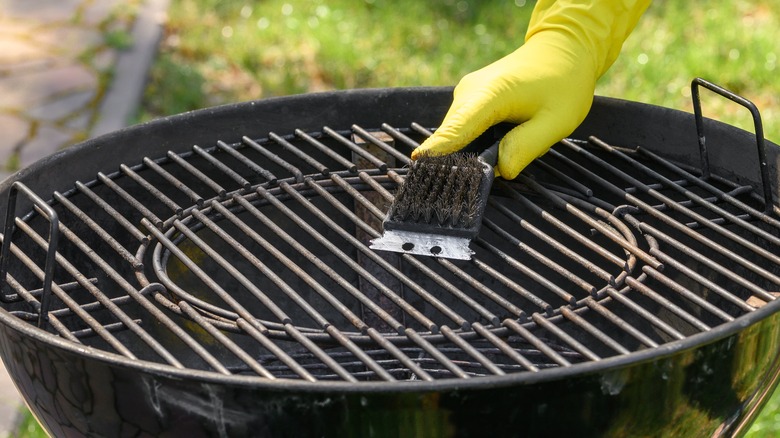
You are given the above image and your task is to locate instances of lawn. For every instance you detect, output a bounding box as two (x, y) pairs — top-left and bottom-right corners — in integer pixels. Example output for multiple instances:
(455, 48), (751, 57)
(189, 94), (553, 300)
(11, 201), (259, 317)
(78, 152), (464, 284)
(22, 0), (780, 436)
(139, 0), (780, 145)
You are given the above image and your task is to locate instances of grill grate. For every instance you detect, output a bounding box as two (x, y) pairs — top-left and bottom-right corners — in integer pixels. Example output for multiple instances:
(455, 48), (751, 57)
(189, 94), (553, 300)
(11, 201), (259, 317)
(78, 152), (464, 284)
(1, 119), (779, 383)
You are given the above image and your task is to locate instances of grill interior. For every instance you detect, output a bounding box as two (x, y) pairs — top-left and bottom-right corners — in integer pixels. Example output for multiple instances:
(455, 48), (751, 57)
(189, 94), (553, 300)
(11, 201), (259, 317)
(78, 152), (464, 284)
(1, 119), (779, 383)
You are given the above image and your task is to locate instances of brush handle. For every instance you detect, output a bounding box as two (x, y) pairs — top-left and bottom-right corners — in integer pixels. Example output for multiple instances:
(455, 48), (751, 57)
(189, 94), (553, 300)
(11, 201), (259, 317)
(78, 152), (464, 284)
(478, 142), (500, 167)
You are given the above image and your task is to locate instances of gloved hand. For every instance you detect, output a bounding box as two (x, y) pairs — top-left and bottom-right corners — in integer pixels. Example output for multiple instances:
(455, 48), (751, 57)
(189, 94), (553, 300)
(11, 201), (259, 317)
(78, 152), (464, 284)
(412, 0), (650, 179)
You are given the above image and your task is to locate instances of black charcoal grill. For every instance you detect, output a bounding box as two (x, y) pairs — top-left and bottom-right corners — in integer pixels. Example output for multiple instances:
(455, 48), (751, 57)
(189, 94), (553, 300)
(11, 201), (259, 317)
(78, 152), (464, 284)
(0, 79), (779, 437)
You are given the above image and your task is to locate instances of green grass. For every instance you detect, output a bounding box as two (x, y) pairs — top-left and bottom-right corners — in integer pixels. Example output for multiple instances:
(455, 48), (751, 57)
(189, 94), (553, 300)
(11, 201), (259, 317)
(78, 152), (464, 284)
(15, 409), (47, 438)
(599, 0), (779, 143)
(139, 0), (780, 144)
(139, 0), (535, 119)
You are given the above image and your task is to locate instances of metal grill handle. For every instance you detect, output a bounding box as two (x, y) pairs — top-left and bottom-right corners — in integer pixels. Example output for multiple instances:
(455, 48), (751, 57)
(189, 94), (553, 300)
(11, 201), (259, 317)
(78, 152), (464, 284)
(690, 77), (773, 212)
(0, 182), (59, 328)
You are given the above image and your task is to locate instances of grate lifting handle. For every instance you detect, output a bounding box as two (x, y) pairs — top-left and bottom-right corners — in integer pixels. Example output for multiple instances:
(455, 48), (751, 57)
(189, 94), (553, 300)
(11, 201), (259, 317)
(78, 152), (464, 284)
(690, 77), (773, 213)
(0, 182), (59, 329)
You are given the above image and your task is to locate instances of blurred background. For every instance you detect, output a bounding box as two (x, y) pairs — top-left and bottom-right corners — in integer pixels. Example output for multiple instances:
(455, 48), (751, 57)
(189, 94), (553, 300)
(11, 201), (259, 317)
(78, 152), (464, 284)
(138, 0), (780, 144)
(3, 0), (780, 436)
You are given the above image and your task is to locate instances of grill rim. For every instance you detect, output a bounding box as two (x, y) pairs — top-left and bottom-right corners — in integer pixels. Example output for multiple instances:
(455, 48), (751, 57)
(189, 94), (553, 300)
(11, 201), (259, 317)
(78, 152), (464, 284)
(1, 296), (779, 392)
(0, 88), (779, 391)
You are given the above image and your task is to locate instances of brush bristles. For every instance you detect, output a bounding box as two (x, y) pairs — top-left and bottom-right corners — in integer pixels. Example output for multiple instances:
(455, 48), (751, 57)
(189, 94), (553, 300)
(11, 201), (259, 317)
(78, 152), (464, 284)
(392, 153), (484, 228)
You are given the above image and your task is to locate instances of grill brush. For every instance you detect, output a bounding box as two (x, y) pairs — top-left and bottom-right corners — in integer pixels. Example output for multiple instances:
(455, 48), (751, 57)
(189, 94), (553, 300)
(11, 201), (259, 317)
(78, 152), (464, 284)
(370, 142), (499, 260)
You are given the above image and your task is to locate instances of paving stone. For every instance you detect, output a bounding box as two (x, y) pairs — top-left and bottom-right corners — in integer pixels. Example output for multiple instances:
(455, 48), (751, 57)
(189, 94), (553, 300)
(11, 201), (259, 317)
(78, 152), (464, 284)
(0, 17), (38, 36)
(0, 363), (22, 436)
(92, 47), (118, 72)
(0, 57), (57, 76)
(0, 0), (84, 24)
(65, 112), (92, 132)
(0, 35), (49, 66)
(0, 113), (28, 161)
(19, 124), (73, 168)
(82, 0), (124, 26)
(31, 25), (104, 58)
(0, 63), (96, 110)
(26, 90), (95, 121)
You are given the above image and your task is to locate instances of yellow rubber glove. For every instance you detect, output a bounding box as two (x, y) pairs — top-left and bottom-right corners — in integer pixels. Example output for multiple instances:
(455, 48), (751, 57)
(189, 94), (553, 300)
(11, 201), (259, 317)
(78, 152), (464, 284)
(412, 0), (650, 179)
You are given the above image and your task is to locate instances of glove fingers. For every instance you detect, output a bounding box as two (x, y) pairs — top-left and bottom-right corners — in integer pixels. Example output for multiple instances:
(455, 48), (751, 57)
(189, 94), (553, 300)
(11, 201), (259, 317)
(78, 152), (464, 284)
(498, 112), (568, 179)
(412, 97), (500, 160)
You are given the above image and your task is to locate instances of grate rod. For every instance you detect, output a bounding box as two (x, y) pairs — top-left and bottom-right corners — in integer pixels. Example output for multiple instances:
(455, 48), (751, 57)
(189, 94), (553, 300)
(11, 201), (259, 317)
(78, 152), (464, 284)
(268, 132), (330, 176)
(176, 301), (273, 378)
(584, 299), (659, 348)
(476, 238), (577, 306)
(640, 255), (739, 320)
(435, 256), (526, 318)
(192, 145), (252, 191)
(235, 319), (324, 382)
(75, 181), (148, 242)
(323, 127), (387, 172)
(97, 172), (163, 229)
(120, 164), (183, 217)
(471, 323), (539, 372)
(560, 307), (631, 355)
(518, 175), (662, 271)
(351, 124), (412, 166)
(217, 140), (279, 185)
(603, 287), (686, 341)
(380, 123), (422, 153)
(531, 313), (600, 362)
(166, 150), (228, 198)
(534, 158), (594, 197)
(294, 129), (358, 173)
(439, 325), (506, 375)
(502, 319), (572, 366)
(489, 199), (616, 284)
(625, 275), (710, 332)
(53, 192), (143, 269)
(410, 122), (434, 138)
(472, 259), (553, 314)
(143, 157), (206, 207)
(499, 182), (626, 268)
(483, 216), (600, 296)
(241, 136), (303, 181)
(364, 327), (435, 380)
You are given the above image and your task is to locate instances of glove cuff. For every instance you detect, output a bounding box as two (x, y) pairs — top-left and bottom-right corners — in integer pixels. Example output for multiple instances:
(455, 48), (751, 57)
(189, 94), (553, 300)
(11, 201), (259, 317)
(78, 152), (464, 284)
(526, 0), (651, 78)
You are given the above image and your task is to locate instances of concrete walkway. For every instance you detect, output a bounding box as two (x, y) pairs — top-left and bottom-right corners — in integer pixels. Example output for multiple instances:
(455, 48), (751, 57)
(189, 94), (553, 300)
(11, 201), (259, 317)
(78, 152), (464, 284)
(0, 0), (168, 434)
